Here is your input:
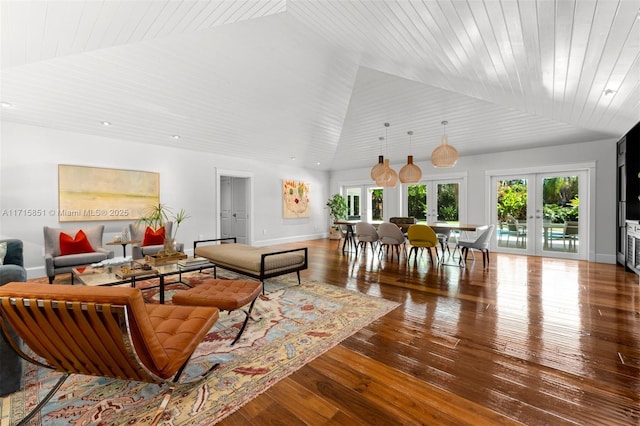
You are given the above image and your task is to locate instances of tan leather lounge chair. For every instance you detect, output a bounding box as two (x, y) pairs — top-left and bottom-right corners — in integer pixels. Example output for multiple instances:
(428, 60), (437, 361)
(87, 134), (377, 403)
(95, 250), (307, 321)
(0, 283), (219, 425)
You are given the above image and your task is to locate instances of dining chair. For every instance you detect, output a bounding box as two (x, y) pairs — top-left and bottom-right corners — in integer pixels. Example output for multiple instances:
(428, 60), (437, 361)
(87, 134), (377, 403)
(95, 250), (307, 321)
(0, 283), (220, 426)
(355, 222), (379, 254)
(457, 224), (495, 268)
(563, 221), (579, 251)
(377, 222), (407, 260)
(406, 224), (439, 264)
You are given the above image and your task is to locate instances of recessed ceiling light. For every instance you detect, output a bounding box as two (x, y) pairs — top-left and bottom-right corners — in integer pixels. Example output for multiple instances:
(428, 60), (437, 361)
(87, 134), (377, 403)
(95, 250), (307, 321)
(1, 101), (13, 109)
(101, 121), (112, 126)
(316, 161), (321, 165)
(290, 157), (296, 161)
(604, 89), (617, 96)
(172, 135), (180, 140)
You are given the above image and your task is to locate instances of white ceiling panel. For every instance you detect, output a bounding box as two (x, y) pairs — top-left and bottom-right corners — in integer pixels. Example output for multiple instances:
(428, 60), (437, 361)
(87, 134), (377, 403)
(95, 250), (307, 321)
(1, 0), (638, 171)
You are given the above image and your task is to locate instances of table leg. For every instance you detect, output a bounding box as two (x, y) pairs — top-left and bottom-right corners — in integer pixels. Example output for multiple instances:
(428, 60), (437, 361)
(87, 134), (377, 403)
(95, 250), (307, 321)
(121, 243), (127, 257)
(159, 276), (165, 304)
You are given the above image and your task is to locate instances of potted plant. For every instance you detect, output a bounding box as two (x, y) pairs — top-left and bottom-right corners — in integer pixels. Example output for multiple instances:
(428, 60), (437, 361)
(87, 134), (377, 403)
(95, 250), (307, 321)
(326, 193), (347, 239)
(137, 203), (190, 254)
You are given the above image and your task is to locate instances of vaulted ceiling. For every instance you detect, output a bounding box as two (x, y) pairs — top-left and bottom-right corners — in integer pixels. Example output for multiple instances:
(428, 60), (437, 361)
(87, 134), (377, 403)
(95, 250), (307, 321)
(1, 1), (639, 171)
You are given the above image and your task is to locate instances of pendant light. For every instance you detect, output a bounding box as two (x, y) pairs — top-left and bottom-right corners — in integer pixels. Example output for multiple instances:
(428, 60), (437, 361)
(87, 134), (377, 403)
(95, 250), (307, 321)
(431, 120), (458, 168)
(370, 137), (386, 181)
(375, 123), (398, 188)
(399, 130), (422, 183)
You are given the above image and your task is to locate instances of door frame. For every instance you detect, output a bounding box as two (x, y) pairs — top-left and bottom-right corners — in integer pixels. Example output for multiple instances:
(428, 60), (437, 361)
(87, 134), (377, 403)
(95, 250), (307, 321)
(216, 168), (254, 245)
(402, 172), (468, 224)
(485, 162), (596, 261)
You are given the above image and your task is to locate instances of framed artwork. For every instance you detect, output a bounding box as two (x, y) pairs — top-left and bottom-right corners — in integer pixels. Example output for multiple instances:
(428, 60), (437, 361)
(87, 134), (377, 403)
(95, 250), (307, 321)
(283, 179), (310, 218)
(58, 165), (160, 222)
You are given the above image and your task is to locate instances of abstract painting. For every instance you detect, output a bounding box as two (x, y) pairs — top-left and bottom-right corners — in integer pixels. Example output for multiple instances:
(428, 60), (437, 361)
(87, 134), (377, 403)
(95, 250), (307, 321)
(283, 179), (310, 218)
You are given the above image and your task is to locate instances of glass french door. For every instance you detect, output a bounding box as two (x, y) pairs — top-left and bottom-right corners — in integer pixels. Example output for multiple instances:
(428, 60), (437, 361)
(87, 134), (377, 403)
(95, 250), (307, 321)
(406, 179), (465, 225)
(491, 171), (587, 259)
(344, 185), (383, 222)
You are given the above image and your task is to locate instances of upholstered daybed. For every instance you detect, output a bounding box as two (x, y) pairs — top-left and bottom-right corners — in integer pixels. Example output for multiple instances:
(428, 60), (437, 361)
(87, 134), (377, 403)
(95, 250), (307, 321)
(193, 238), (308, 289)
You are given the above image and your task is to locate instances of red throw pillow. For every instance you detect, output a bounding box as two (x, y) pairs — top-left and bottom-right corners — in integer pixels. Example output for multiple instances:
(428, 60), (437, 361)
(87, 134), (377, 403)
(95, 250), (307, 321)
(143, 226), (165, 246)
(59, 230), (95, 255)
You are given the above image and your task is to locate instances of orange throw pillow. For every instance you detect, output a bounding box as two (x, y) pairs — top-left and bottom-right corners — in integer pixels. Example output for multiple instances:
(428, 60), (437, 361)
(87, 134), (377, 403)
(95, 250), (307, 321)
(59, 230), (95, 255)
(143, 226), (165, 246)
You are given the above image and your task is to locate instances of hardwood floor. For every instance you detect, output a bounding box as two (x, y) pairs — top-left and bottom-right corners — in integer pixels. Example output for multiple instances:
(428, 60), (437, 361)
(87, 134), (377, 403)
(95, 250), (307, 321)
(219, 238), (639, 425)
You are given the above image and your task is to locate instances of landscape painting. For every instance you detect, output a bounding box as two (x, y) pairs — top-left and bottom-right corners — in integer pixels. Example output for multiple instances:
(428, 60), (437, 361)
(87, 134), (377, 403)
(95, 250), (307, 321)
(58, 165), (159, 222)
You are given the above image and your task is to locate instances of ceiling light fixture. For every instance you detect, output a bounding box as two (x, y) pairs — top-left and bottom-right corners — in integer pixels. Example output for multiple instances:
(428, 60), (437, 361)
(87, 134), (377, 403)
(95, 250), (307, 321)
(1, 101), (13, 109)
(431, 120), (458, 168)
(172, 135), (181, 140)
(370, 136), (386, 181)
(101, 121), (112, 126)
(399, 130), (422, 184)
(375, 122), (398, 188)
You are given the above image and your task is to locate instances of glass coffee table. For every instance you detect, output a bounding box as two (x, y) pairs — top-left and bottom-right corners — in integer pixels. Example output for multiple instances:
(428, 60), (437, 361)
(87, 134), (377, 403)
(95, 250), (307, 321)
(72, 260), (214, 304)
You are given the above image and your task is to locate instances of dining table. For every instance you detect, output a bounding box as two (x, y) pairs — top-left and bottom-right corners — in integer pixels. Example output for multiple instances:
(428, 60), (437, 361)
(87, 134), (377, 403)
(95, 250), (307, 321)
(427, 223), (483, 266)
(334, 220), (359, 254)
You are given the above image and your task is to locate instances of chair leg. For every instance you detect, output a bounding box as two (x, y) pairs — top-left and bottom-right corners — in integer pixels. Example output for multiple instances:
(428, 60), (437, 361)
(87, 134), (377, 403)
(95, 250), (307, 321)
(19, 373), (69, 426)
(231, 294), (260, 346)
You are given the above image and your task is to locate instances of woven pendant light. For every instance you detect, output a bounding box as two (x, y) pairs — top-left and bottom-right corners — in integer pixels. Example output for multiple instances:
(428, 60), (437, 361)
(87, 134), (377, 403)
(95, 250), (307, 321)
(431, 120), (458, 168)
(399, 131), (422, 183)
(375, 159), (398, 188)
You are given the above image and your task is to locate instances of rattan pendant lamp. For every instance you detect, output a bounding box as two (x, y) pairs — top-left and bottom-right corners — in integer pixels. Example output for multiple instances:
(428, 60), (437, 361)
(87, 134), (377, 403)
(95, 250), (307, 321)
(374, 123), (398, 188)
(399, 130), (422, 183)
(431, 120), (458, 168)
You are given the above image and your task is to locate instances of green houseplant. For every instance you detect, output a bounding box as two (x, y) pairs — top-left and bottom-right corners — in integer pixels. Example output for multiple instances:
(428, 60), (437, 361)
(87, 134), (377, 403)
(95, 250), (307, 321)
(326, 194), (347, 239)
(136, 203), (190, 254)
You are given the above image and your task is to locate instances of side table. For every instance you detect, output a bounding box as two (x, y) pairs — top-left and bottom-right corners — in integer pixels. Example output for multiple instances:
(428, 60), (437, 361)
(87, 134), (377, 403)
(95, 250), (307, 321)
(106, 240), (141, 257)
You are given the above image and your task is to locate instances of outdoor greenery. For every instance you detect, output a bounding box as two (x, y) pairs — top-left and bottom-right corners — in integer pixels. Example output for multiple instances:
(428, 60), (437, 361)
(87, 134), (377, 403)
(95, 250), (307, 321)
(407, 184), (458, 222)
(371, 189), (383, 221)
(497, 177), (579, 223)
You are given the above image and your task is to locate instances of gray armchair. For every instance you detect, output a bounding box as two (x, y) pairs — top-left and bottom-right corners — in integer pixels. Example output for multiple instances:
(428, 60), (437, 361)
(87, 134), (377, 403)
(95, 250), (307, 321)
(129, 221), (184, 260)
(43, 224), (114, 283)
(0, 238), (27, 396)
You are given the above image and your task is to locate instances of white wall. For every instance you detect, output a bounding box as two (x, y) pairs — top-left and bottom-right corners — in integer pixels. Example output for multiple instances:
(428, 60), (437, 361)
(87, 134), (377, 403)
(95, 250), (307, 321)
(330, 139), (617, 264)
(1, 123), (329, 278)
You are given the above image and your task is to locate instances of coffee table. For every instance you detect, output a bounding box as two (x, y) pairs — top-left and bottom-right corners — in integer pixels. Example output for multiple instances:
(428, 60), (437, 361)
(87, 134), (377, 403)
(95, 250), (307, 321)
(72, 260), (214, 304)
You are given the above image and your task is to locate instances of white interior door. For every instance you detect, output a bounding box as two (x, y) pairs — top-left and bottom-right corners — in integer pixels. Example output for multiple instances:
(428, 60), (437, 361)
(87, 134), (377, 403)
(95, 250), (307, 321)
(217, 169), (252, 245)
(231, 177), (247, 244)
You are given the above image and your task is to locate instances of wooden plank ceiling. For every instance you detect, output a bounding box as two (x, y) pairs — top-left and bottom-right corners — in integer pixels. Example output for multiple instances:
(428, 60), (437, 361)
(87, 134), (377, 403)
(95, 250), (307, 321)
(1, 0), (638, 171)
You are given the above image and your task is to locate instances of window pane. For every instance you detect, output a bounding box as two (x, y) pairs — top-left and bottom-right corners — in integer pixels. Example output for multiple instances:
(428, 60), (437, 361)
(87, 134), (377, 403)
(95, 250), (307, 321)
(407, 184), (427, 220)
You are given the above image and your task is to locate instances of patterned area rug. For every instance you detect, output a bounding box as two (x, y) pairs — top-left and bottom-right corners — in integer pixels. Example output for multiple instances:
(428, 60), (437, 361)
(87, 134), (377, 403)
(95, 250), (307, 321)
(2, 272), (399, 425)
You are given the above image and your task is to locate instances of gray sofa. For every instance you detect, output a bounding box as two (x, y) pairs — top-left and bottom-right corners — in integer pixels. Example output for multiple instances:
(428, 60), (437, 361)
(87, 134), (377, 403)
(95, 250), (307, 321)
(43, 224), (114, 283)
(0, 238), (27, 396)
(129, 221), (184, 260)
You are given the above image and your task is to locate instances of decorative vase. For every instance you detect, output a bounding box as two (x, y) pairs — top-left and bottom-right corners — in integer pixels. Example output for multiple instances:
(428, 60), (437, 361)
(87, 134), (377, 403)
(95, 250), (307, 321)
(163, 238), (177, 255)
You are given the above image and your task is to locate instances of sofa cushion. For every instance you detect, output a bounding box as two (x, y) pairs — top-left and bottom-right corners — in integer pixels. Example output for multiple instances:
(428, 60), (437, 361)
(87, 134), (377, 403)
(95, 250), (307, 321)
(60, 230), (95, 255)
(0, 242), (6, 265)
(143, 226), (165, 246)
(53, 252), (109, 267)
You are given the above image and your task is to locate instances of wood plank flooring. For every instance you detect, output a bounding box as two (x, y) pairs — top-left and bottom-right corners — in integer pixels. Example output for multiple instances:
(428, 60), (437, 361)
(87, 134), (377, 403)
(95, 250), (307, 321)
(219, 238), (639, 425)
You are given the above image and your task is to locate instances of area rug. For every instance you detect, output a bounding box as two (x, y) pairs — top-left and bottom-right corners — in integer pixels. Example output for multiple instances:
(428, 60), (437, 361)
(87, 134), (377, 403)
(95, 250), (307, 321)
(2, 273), (399, 425)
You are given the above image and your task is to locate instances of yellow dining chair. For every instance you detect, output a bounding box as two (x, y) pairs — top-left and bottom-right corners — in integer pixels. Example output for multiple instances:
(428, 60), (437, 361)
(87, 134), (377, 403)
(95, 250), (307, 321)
(406, 224), (439, 264)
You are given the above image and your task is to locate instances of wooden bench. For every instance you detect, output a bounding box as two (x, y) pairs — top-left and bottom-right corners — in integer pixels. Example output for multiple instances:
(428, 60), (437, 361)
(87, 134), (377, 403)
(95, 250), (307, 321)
(193, 238), (308, 291)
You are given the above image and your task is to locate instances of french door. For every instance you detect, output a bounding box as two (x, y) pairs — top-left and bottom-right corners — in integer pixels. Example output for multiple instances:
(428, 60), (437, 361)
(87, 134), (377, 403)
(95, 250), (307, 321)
(406, 178), (466, 225)
(344, 185), (383, 222)
(491, 171), (588, 259)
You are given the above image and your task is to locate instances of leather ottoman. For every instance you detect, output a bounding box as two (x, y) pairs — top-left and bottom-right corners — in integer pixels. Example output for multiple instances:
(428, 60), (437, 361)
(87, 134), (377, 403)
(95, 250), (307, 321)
(172, 279), (262, 345)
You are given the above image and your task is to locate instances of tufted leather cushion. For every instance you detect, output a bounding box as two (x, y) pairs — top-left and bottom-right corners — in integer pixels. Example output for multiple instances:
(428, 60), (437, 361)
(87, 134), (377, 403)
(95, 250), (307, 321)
(173, 279), (262, 311)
